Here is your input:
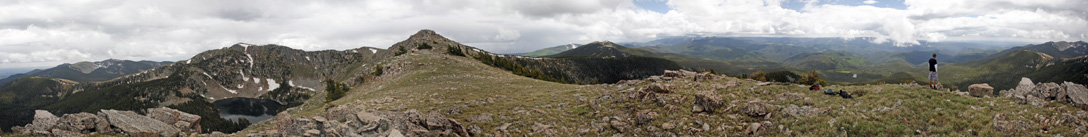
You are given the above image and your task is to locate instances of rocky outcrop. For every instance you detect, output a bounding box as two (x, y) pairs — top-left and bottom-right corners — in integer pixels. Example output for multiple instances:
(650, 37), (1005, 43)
(1064, 82), (1088, 109)
(12, 110), (60, 135)
(1002, 77), (1088, 108)
(968, 83), (993, 97)
(56, 112), (111, 134)
(13, 108), (200, 137)
(146, 107), (202, 133)
(269, 106), (470, 137)
(100, 109), (182, 137)
(663, 70), (696, 78)
(693, 72), (719, 82)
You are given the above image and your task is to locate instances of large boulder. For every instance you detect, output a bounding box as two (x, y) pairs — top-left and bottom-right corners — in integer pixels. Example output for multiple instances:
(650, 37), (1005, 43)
(18, 110), (60, 135)
(99, 109), (181, 137)
(663, 70), (683, 78)
(968, 83), (994, 97)
(356, 111), (390, 134)
(1002, 77), (1035, 98)
(146, 107), (201, 133)
(1033, 83), (1065, 100)
(56, 112), (111, 133)
(693, 90), (724, 113)
(1064, 82), (1088, 109)
(663, 70), (696, 78)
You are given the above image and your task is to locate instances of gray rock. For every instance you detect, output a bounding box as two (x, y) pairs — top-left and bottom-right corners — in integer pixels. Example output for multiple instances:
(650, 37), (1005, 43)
(992, 113), (1029, 134)
(744, 122), (763, 135)
(387, 129), (405, 137)
(146, 107), (201, 133)
(663, 70), (683, 78)
(531, 122), (555, 134)
(742, 99), (771, 117)
(691, 105), (704, 113)
(467, 113), (493, 123)
(56, 112), (111, 133)
(99, 109), (181, 137)
(51, 128), (87, 137)
(304, 129), (321, 136)
(1034, 83), (1065, 99)
(355, 111), (388, 133)
(693, 90), (724, 113)
(468, 125), (483, 135)
(694, 72), (718, 82)
(646, 84), (671, 94)
(777, 92), (806, 101)
(1064, 82), (1088, 109)
(781, 104), (828, 118)
(23, 110), (60, 135)
(609, 119), (629, 132)
(635, 110), (657, 125)
(968, 83), (994, 97)
(1026, 95), (1048, 106)
(661, 122), (675, 130)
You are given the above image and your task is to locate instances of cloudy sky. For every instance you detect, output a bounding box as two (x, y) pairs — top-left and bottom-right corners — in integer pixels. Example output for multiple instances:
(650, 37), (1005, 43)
(1, 0), (1087, 69)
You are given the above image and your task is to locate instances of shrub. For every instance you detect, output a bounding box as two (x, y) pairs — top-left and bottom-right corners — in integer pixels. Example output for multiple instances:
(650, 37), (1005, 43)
(323, 79), (350, 103)
(750, 71), (767, 81)
(765, 71), (800, 83)
(448, 46), (465, 56)
(798, 70), (827, 85)
(395, 46), (407, 56)
(417, 43), (433, 50)
(373, 65), (383, 76)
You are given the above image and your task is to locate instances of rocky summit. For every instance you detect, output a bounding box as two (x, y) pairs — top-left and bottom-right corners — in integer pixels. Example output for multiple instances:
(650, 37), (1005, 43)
(12, 107), (200, 137)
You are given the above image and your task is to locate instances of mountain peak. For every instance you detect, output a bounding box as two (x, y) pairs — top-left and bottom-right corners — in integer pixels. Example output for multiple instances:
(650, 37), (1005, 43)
(409, 29), (443, 40)
(546, 40), (634, 57)
(583, 41), (624, 49)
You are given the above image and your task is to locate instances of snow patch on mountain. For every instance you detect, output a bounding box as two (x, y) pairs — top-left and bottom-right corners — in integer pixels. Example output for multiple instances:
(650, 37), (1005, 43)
(267, 78), (279, 91)
(288, 80), (315, 91)
(222, 86), (237, 94)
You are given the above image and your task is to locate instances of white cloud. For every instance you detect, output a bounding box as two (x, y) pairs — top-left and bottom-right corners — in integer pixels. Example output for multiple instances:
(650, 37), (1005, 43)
(864, 0), (878, 4)
(0, 0), (1085, 69)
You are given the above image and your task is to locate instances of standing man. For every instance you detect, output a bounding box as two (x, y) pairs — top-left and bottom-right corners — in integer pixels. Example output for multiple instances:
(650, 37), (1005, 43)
(929, 53), (938, 89)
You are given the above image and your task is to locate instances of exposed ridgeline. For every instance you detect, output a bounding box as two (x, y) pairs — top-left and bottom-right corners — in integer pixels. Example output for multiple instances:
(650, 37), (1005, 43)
(0, 59), (172, 88)
(545, 41), (634, 58)
(994, 41), (1088, 58)
(395, 30), (683, 84)
(521, 43), (582, 57)
(942, 49), (1088, 91)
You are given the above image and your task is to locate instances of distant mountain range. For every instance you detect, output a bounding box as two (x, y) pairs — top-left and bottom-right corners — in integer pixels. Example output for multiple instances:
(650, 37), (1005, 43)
(0, 59), (172, 88)
(524, 37), (1087, 90)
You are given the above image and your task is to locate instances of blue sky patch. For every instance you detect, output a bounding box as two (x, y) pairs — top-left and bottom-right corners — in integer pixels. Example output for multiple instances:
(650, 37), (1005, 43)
(634, 0), (672, 14)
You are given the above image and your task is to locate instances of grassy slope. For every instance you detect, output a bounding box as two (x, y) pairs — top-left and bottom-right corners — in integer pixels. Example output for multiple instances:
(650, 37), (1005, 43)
(244, 50), (1087, 136)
